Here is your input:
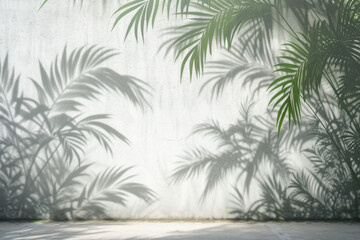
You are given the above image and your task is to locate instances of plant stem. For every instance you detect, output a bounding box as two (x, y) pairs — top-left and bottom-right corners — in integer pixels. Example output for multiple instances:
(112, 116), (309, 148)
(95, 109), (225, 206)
(302, 95), (360, 190)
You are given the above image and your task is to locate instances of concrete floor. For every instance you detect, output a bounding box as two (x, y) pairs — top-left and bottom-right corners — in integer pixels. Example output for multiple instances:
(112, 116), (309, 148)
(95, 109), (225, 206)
(0, 221), (359, 240)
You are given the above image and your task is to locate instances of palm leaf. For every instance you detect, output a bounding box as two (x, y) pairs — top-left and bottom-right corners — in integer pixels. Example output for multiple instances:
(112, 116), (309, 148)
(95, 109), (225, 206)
(112, 0), (194, 40)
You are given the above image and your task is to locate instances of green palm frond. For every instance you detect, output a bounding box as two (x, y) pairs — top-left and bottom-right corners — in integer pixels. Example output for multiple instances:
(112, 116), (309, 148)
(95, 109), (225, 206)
(113, 0), (274, 78)
(168, 0), (273, 78)
(268, 40), (311, 132)
(112, 0), (161, 40)
(115, 0), (360, 136)
(42, 0), (360, 136)
(39, 0), (49, 9)
(269, 0), (360, 131)
(112, 0), (194, 40)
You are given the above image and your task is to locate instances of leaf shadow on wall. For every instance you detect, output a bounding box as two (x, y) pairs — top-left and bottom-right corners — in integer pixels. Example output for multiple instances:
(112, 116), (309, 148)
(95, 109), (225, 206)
(40, 0), (120, 12)
(0, 45), (156, 220)
(168, 33), (360, 220)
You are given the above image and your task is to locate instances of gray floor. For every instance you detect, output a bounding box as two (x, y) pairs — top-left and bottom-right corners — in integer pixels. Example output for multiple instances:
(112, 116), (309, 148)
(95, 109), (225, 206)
(0, 221), (359, 240)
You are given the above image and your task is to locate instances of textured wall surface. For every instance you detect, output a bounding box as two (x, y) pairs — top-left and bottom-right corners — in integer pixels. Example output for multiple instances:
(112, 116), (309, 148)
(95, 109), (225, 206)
(0, 0), (312, 220)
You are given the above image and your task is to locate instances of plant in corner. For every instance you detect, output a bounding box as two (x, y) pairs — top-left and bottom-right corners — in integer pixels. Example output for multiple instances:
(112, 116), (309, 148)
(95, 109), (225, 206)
(110, 0), (360, 194)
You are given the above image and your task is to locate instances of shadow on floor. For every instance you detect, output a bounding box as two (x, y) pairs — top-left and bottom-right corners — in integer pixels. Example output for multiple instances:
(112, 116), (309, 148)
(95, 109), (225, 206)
(0, 221), (359, 240)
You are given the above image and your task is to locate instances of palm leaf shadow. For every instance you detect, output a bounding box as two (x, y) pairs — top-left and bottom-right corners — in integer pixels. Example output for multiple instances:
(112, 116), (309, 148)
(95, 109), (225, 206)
(36, 158), (156, 220)
(40, 0), (120, 11)
(230, 93), (360, 220)
(0, 46), (156, 220)
(171, 100), (309, 204)
(198, 30), (277, 99)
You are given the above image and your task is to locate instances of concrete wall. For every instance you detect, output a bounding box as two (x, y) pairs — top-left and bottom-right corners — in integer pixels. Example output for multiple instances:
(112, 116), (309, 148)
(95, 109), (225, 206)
(0, 0), (311, 220)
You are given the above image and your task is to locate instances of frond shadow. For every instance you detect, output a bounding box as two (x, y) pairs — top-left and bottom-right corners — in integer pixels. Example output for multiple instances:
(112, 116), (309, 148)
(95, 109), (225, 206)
(0, 46), (156, 220)
(170, 100), (310, 205)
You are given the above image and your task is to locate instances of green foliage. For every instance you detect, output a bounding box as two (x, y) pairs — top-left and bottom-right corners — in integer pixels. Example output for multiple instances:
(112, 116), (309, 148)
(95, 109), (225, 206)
(112, 0), (274, 78)
(112, 0), (193, 40)
(0, 47), (156, 219)
(171, 0), (360, 217)
(229, 93), (360, 220)
(111, 0), (360, 133)
(268, 41), (309, 132)
(37, 0), (360, 219)
(41, 0), (360, 134)
(41, 0), (360, 132)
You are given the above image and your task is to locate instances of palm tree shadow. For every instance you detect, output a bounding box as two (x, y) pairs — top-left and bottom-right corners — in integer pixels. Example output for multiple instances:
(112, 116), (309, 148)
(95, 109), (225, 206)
(170, 99), (311, 205)
(38, 158), (157, 220)
(229, 92), (360, 220)
(0, 45), (156, 220)
(41, 0), (121, 12)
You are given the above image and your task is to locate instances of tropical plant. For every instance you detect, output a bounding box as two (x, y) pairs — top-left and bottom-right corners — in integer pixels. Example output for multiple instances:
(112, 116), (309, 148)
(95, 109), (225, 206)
(111, 0), (360, 130)
(37, 0), (360, 219)
(0, 46), (156, 219)
(40, 0), (360, 145)
(229, 92), (359, 220)
(289, 92), (360, 219)
(165, 1), (359, 217)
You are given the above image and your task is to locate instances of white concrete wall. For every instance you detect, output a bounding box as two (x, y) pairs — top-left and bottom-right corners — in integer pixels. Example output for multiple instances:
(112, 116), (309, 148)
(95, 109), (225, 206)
(0, 0), (308, 219)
